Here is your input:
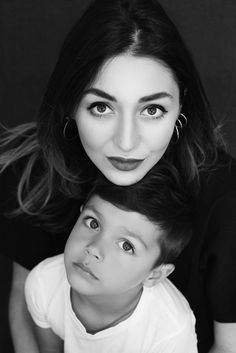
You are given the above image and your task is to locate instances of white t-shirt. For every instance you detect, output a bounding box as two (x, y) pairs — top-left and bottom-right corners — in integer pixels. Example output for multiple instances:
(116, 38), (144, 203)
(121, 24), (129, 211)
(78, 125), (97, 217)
(25, 254), (197, 353)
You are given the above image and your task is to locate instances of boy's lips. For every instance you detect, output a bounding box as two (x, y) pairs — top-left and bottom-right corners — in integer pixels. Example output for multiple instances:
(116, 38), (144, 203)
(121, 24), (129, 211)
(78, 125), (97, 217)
(73, 262), (98, 280)
(107, 157), (144, 171)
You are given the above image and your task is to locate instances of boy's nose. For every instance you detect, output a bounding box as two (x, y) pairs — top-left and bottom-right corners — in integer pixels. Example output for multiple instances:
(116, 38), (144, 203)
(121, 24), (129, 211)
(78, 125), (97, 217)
(114, 115), (140, 152)
(83, 246), (103, 263)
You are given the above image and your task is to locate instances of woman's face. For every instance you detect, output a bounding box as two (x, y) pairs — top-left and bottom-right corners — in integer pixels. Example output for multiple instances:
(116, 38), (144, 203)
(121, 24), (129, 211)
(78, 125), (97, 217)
(75, 54), (180, 185)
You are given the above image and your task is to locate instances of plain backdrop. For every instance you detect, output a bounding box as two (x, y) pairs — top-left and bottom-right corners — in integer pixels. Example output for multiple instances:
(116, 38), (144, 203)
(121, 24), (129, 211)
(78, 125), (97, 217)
(0, 0), (236, 156)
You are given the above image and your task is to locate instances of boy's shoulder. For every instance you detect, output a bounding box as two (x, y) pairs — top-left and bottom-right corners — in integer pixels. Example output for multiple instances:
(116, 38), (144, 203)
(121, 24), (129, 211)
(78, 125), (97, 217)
(25, 254), (68, 334)
(138, 279), (197, 351)
(31, 254), (65, 276)
(26, 254), (66, 300)
(144, 278), (195, 332)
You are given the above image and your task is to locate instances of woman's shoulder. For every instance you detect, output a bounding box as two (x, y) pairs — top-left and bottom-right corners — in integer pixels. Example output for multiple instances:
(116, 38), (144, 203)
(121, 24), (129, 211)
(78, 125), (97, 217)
(0, 154), (39, 211)
(216, 148), (236, 168)
(201, 149), (236, 193)
(0, 123), (38, 197)
(0, 158), (24, 210)
(196, 149), (236, 213)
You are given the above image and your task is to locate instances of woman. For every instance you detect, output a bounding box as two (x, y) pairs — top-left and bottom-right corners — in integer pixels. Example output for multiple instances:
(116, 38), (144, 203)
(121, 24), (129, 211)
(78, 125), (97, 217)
(1, 0), (236, 352)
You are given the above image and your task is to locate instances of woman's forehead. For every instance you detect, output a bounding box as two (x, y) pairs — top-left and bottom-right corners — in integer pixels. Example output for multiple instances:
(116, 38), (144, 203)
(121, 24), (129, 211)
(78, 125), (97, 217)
(89, 54), (180, 102)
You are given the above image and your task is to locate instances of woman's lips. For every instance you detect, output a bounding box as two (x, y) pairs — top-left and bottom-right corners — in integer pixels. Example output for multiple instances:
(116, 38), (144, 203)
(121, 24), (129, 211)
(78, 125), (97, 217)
(108, 157), (144, 171)
(73, 262), (98, 280)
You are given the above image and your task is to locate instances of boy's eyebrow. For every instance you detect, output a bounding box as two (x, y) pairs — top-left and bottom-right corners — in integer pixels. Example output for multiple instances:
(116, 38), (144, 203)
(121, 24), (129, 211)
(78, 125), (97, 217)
(82, 88), (173, 103)
(125, 229), (148, 249)
(84, 205), (103, 219)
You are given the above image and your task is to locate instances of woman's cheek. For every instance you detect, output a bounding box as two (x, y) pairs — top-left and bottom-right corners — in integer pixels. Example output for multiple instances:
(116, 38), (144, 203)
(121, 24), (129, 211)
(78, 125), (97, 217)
(143, 124), (175, 151)
(77, 116), (111, 149)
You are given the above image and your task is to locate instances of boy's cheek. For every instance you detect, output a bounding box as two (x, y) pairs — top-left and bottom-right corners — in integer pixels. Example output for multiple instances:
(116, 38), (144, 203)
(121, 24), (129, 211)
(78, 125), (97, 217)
(66, 235), (88, 256)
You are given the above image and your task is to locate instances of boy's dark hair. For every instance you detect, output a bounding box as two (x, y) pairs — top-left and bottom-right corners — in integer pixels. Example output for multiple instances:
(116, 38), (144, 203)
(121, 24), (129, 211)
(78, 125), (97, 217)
(88, 161), (194, 266)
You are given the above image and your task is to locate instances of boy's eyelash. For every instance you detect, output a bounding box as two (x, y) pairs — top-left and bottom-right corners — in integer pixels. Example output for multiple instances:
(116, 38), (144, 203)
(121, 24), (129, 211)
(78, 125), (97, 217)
(119, 239), (135, 254)
(82, 217), (136, 254)
(83, 215), (99, 229)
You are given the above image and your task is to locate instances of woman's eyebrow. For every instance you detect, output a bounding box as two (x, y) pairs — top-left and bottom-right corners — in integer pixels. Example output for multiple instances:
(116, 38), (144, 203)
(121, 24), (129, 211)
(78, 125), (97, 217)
(139, 92), (173, 102)
(83, 88), (116, 101)
(83, 88), (173, 103)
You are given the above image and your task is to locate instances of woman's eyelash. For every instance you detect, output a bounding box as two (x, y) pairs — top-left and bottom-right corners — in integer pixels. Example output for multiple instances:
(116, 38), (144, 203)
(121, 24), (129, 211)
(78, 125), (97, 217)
(143, 104), (168, 113)
(88, 102), (106, 109)
(140, 104), (168, 119)
(87, 102), (112, 115)
(156, 105), (167, 113)
(87, 102), (167, 119)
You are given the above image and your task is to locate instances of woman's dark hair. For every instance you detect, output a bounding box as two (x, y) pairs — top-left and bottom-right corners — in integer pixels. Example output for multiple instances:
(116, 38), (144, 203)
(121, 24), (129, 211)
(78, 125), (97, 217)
(0, 0), (224, 231)
(87, 161), (194, 265)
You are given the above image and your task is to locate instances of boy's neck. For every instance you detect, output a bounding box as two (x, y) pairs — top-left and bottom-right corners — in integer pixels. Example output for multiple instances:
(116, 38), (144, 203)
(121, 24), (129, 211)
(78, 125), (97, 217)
(71, 286), (143, 334)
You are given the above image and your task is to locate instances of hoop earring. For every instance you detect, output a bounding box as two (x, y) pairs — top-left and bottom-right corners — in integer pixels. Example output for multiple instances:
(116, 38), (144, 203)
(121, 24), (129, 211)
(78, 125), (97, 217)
(63, 117), (78, 140)
(179, 113), (188, 127)
(173, 125), (180, 144)
(172, 113), (188, 144)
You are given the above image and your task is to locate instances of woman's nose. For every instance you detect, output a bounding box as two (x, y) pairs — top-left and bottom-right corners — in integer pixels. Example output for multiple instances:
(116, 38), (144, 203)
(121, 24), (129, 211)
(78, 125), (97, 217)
(114, 114), (140, 152)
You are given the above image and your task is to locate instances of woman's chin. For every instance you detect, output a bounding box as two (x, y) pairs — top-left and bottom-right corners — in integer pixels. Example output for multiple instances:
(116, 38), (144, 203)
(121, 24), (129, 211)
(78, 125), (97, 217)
(102, 169), (146, 186)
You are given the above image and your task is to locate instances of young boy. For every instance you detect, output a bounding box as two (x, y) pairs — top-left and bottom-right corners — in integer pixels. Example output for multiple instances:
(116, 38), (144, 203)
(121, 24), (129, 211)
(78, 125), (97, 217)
(25, 164), (197, 353)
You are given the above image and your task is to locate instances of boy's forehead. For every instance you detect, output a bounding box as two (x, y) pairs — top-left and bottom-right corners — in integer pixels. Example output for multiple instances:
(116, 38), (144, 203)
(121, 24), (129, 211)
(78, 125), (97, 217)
(84, 194), (134, 217)
(83, 194), (105, 217)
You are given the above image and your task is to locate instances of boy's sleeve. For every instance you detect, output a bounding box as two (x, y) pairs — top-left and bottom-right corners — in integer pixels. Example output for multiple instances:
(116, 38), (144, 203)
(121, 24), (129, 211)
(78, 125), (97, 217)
(149, 314), (198, 353)
(24, 263), (51, 329)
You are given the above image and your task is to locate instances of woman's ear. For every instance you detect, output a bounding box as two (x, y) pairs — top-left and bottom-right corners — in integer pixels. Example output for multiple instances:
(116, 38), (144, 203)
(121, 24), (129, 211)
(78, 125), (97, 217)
(143, 264), (175, 288)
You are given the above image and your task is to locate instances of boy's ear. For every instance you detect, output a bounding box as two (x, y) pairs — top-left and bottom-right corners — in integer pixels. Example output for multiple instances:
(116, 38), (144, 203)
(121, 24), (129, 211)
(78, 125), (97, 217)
(143, 264), (175, 288)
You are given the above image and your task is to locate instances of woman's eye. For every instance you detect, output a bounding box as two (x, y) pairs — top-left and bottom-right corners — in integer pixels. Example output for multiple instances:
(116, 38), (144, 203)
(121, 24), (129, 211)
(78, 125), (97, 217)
(118, 240), (135, 254)
(84, 217), (99, 230)
(141, 104), (167, 119)
(88, 102), (113, 117)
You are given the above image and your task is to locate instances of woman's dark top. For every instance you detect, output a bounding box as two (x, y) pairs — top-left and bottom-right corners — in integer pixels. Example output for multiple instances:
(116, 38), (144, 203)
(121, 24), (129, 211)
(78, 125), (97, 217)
(170, 149), (236, 353)
(1, 149), (236, 353)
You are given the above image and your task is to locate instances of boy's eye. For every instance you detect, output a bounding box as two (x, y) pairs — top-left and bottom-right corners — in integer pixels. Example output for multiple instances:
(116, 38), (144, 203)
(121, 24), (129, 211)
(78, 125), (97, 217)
(141, 104), (167, 119)
(84, 217), (99, 230)
(88, 102), (113, 117)
(118, 240), (135, 254)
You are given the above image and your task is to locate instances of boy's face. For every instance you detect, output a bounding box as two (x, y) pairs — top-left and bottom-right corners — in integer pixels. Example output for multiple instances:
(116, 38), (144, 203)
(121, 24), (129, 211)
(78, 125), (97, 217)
(64, 195), (164, 297)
